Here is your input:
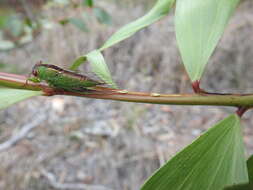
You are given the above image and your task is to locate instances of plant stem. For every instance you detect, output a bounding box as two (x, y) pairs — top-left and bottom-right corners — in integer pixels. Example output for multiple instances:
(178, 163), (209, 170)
(1, 72), (253, 108)
(236, 107), (249, 117)
(0, 72), (46, 91)
(61, 90), (253, 107)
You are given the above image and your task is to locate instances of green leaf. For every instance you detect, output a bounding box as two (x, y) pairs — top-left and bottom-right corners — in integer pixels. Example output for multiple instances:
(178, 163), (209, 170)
(0, 87), (42, 110)
(83, 0), (93, 7)
(175, 0), (240, 81)
(0, 14), (9, 29)
(99, 0), (175, 51)
(86, 50), (117, 88)
(24, 18), (33, 28)
(70, 56), (87, 71)
(219, 156), (253, 190)
(58, 19), (69, 25)
(224, 183), (252, 190)
(247, 155), (253, 182)
(70, 0), (174, 85)
(69, 52), (117, 88)
(141, 114), (248, 190)
(93, 7), (112, 25)
(68, 17), (89, 32)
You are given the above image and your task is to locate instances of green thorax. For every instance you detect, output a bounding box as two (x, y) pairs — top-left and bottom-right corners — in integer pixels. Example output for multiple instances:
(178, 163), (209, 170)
(36, 65), (102, 92)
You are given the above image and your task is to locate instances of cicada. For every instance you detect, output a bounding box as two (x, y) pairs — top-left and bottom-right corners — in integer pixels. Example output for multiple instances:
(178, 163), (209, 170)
(29, 62), (104, 92)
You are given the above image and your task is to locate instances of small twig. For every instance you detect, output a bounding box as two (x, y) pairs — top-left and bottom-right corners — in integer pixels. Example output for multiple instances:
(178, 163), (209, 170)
(0, 114), (46, 152)
(41, 169), (112, 190)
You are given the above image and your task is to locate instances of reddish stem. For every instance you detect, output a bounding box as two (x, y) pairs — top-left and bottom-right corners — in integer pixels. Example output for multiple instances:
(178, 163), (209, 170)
(192, 80), (205, 93)
(0, 72), (47, 91)
(2, 72), (253, 109)
(236, 107), (249, 117)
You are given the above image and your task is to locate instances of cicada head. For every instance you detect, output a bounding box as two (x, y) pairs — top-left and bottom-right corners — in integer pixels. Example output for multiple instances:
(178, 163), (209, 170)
(32, 61), (44, 77)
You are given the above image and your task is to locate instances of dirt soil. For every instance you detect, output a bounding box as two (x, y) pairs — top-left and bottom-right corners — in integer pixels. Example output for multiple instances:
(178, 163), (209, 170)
(0, 1), (253, 190)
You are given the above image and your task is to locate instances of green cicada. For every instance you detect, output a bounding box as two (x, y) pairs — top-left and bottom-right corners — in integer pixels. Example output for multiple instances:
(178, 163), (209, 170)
(29, 62), (104, 92)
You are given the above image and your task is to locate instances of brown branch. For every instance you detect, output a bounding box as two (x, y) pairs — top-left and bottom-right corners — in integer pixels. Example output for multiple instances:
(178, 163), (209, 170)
(1, 72), (253, 109)
(57, 89), (253, 107)
(0, 72), (47, 91)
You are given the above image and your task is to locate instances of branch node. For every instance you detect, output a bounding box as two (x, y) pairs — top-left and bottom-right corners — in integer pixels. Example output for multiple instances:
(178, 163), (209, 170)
(192, 80), (205, 94)
(236, 107), (249, 117)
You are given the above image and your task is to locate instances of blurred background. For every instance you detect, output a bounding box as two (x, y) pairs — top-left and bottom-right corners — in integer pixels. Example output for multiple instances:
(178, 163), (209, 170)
(0, 0), (253, 189)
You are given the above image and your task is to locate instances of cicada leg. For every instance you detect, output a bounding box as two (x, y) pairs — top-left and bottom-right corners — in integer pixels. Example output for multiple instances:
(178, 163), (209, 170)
(24, 73), (41, 87)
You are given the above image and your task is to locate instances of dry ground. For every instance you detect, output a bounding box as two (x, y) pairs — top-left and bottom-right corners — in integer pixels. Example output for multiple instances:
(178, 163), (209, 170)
(0, 1), (253, 190)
